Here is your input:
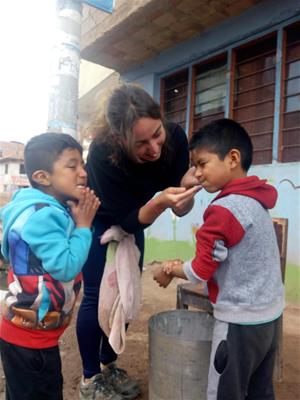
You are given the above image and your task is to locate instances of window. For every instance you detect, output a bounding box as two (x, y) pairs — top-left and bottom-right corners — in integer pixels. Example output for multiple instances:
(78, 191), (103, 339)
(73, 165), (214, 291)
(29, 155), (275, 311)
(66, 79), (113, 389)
(19, 163), (25, 174)
(281, 24), (300, 162)
(159, 21), (300, 165)
(192, 56), (227, 133)
(232, 35), (277, 165)
(161, 69), (188, 129)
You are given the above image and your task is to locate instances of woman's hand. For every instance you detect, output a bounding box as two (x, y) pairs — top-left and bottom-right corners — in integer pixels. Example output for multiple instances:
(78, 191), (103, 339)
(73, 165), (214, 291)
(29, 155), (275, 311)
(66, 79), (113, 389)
(181, 166), (202, 189)
(155, 186), (201, 210)
(171, 167), (202, 215)
(68, 188), (101, 228)
(138, 186), (201, 225)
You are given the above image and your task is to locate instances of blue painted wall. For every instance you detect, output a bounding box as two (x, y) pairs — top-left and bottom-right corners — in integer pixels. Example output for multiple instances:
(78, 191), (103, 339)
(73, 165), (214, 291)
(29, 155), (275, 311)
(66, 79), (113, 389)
(121, 0), (300, 267)
(145, 164), (300, 266)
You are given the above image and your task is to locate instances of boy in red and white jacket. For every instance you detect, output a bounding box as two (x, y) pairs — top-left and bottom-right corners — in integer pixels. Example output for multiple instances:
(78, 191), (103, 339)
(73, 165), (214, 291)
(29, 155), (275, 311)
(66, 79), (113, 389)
(154, 118), (284, 400)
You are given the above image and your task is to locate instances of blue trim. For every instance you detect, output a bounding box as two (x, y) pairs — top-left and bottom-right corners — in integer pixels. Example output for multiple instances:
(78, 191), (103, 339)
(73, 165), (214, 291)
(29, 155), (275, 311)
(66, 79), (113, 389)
(185, 65), (193, 135)
(82, 0), (114, 13)
(273, 28), (283, 161)
(225, 49), (232, 118)
(47, 119), (77, 130)
(153, 73), (160, 103)
(62, 42), (81, 53)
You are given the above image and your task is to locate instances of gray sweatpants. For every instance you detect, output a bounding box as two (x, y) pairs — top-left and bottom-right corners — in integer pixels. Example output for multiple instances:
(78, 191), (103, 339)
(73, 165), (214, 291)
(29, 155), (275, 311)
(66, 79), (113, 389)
(207, 317), (281, 400)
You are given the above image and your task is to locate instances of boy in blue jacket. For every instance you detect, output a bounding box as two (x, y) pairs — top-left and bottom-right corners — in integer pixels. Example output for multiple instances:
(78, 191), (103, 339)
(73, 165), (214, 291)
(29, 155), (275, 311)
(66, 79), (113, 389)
(0, 133), (100, 400)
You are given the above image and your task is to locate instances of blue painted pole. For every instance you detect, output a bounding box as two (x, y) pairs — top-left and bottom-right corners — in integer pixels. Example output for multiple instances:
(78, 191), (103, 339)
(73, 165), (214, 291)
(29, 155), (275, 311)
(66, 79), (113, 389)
(225, 48), (232, 118)
(273, 28), (283, 162)
(185, 65), (193, 136)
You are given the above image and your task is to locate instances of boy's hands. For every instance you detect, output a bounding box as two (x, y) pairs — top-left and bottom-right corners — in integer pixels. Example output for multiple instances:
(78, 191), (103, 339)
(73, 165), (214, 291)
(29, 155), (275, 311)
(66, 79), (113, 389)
(153, 260), (184, 288)
(153, 264), (173, 288)
(68, 188), (100, 228)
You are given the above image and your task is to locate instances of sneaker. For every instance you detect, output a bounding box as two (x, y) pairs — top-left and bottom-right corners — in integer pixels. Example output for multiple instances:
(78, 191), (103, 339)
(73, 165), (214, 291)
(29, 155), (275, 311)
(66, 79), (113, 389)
(102, 363), (140, 400)
(79, 373), (124, 400)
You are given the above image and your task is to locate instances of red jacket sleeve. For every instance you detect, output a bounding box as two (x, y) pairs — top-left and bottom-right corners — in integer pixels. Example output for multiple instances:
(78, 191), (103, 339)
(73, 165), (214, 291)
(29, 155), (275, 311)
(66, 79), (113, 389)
(191, 205), (245, 281)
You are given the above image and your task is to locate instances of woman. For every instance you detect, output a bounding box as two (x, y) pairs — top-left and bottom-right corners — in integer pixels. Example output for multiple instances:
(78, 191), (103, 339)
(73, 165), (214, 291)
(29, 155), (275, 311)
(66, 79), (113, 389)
(77, 84), (201, 400)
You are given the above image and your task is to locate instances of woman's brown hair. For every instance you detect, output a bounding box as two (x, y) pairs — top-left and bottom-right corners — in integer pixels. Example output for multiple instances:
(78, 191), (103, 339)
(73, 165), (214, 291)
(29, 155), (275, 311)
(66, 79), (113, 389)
(91, 83), (169, 164)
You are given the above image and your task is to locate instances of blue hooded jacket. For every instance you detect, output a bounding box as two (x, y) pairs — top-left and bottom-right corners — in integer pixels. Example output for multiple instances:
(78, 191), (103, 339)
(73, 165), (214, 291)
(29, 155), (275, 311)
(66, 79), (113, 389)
(1, 188), (91, 281)
(0, 187), (92, 330)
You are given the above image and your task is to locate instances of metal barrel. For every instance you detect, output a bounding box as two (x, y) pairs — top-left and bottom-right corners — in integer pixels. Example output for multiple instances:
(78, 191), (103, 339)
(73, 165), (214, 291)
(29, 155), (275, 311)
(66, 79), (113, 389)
(148, 310), (214, 400)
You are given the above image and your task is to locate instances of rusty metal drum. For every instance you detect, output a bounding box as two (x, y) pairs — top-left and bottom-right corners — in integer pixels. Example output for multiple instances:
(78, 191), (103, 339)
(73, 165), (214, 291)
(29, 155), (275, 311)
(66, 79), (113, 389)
(148, 310), (214, 400)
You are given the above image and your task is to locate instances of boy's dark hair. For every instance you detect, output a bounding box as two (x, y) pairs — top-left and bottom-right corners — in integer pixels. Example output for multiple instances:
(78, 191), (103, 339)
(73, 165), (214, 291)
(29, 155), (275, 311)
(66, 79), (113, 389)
(189, 118), (253, 171)
(24, 133), (83, 187)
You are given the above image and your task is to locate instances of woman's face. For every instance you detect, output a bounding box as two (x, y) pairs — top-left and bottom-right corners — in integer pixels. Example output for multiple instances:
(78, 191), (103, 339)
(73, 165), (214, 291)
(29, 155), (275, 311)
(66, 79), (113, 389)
(131, 117), (166, 163)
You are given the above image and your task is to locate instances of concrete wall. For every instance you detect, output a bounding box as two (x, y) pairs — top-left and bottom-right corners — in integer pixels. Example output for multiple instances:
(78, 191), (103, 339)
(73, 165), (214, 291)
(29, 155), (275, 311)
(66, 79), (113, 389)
(123, 0), (300, 89)
(79, 60), (114, 98)
(0, 163), (28, 192)
(0, 162), (20, 176)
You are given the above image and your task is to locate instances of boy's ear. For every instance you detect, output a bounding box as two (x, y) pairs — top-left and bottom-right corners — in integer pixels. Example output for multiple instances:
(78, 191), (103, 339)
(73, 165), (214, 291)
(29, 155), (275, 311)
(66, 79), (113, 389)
(228, 149), (241, 169)
(31, 170), (51, 186)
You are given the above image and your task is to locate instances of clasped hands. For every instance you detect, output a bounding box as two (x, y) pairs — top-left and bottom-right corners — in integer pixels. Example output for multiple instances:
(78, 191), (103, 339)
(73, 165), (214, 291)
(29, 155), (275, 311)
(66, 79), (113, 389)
(153, 259), (183, 288)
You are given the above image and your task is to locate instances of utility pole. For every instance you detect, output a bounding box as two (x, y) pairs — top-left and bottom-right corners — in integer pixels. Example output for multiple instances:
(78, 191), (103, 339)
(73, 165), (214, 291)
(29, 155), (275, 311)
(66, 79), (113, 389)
(48, 0), (82, 139)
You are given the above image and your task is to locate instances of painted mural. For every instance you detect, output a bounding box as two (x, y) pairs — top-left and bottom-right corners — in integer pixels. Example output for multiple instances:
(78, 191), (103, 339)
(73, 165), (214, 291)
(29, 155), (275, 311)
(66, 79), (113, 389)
(144, 163), (300, 303)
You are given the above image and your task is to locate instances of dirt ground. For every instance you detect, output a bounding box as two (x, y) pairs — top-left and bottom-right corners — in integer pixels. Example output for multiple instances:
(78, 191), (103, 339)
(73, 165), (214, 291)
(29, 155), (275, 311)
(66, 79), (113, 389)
(0, 263), (299, 399)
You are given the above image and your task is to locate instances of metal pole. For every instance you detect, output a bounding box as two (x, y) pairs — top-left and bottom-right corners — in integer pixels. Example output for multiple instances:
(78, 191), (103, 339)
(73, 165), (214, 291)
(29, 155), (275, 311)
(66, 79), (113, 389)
(48, 0), (82, 139)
